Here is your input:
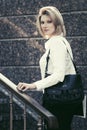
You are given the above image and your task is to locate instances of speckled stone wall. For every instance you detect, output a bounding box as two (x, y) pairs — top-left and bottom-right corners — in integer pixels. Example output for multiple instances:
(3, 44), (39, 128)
(0, 0), (87, 130)
(0, 0), (87, 87)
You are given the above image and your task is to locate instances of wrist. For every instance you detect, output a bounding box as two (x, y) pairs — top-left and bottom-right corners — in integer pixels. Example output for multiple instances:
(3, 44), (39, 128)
(32, 83), (37, 89)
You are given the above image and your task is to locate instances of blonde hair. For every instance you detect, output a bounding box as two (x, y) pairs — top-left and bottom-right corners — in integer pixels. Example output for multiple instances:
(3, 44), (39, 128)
(36, 6), (66, 38)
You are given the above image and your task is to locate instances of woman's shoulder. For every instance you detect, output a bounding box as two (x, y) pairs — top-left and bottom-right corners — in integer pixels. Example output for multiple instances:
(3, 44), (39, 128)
(49, 35), (66, 44)
(45, 35), (70, 51)
(49, 35), (67, 49)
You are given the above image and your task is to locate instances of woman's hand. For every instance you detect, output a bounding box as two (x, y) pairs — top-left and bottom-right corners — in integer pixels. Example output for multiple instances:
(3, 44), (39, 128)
(17, 82), (36, 92)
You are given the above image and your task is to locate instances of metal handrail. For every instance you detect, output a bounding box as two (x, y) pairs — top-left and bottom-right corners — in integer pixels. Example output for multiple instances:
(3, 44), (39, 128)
(0, 73), (58, 129)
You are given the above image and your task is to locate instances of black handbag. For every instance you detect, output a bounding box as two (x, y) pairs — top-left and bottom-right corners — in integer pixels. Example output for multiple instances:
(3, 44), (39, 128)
(43, 42), (84, 104)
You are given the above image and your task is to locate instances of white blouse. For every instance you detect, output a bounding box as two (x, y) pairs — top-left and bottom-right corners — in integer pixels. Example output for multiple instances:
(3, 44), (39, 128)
(34, 35), (76, 91)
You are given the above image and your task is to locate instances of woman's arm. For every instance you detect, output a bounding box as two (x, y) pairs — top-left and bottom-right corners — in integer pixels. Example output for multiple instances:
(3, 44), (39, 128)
(35, 38), (67, 90)
(17, 38), (67, 92)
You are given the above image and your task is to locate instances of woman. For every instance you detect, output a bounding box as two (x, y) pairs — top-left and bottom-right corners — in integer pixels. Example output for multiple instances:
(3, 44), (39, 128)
(17, 6), (83, 130)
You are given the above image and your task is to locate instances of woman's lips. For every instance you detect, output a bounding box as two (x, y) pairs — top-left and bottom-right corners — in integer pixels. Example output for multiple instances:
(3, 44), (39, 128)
(43, 29), (49, 33)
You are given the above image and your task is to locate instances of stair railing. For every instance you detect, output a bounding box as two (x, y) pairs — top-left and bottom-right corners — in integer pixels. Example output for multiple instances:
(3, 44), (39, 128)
(0, 73), (58, 130)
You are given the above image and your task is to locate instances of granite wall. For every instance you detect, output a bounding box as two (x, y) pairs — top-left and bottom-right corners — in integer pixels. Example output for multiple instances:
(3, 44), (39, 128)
(0, 0), (87, 88)
(0, 0), (87, 130)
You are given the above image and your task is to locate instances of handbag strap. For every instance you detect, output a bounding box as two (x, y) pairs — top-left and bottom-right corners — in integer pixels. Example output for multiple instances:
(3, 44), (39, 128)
(63, 41), (78, 73)
(45, 41), (78, 75)
(45, 51), (50, 76)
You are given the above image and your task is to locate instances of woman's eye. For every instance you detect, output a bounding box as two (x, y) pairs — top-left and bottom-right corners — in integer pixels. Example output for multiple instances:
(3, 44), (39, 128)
(47, 20), (52, 23)
(41, 21), (44, 24)
(40, 20), (52, 24)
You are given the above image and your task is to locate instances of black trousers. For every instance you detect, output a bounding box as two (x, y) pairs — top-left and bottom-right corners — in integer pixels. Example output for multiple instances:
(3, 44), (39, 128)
(43, 101), (83, 130)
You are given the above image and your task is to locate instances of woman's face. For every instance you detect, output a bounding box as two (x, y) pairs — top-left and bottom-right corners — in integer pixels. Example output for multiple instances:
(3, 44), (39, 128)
(40, 15), (56, 38)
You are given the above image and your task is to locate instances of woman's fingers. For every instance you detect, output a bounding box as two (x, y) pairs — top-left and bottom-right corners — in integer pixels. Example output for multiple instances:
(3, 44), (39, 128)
(17, 82), (25, 91)
(17, 82), (36, 92)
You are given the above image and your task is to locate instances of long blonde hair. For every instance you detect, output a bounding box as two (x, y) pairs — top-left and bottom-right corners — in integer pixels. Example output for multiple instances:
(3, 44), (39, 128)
(36, 6), (66, 38)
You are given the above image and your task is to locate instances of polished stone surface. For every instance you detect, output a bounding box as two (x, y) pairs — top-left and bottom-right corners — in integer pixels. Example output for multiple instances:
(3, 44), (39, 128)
(0, 13), (87, 39)
(0, 16), (37, 38)
(0, 39), (44, 66)
(64, 12), (87, 36)
(0, 0), (87, 16)
(68, 37), (87, 65)
(0, 37), (86, 66)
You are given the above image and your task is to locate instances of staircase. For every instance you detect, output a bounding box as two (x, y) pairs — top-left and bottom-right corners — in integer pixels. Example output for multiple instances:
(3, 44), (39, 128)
(0, 73), (58, 130)
(0, 97), (38, 130)
(0, 89), (37, 130)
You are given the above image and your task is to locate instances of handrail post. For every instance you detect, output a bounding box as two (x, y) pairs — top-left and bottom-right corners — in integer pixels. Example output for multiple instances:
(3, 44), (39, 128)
(10, 93), (13, 130)
(37, 116), (42, 130)
(24, 104), (26, 130)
